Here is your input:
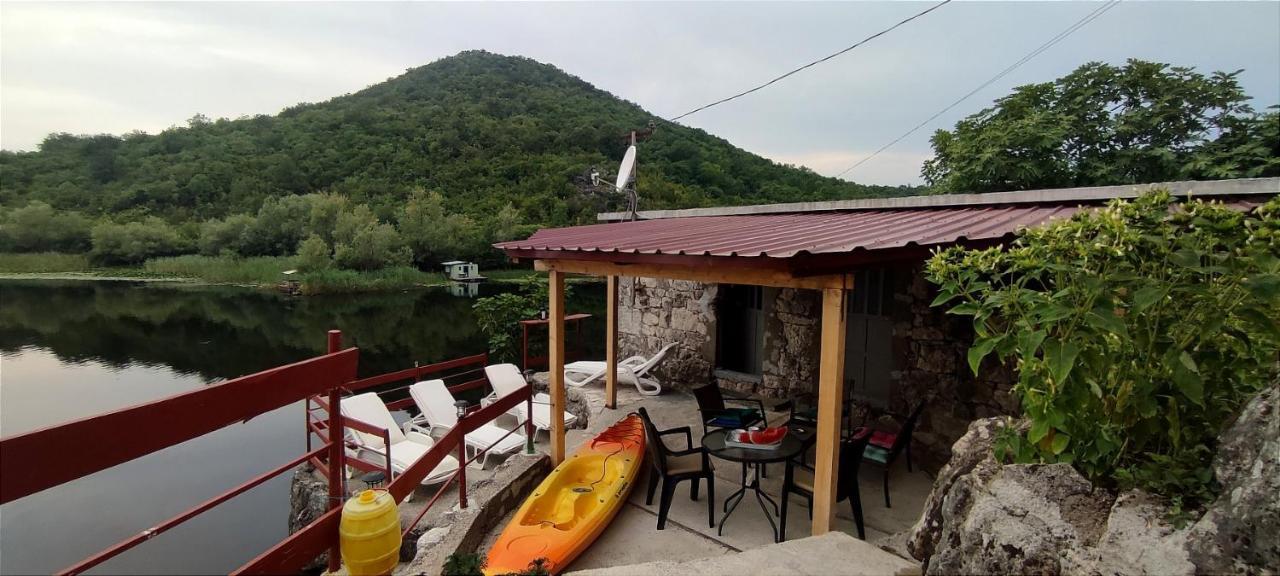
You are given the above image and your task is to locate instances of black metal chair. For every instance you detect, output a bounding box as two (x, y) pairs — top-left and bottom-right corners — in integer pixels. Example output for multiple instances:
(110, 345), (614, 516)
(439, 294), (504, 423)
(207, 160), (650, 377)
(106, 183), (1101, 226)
(692, 383), (767, 434)
(779, 428), (871, 541)
(862, 401), (926, 508)
(637, 407), (715, 529)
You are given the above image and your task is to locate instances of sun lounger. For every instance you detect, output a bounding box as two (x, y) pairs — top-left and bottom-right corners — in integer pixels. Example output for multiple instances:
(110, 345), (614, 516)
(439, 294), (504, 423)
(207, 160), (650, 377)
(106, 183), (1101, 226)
(563, 342), (675, 396)
(406, 379), (526, 469)
(483, 363), (578, 434)
(340, 392), (460, 492)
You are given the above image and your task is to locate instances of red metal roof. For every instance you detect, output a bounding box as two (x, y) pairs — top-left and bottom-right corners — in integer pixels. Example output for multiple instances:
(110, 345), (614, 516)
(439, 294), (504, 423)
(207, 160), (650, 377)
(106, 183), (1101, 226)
(497, 204), (1084, 259)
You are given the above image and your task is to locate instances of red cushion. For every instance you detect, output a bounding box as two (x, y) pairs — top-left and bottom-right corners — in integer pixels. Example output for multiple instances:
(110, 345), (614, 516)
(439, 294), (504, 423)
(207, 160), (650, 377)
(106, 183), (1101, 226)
(869, 430), (897, 449)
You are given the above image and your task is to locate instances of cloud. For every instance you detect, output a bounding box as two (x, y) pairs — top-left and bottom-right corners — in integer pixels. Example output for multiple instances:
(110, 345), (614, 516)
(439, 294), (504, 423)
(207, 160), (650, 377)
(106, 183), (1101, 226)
(764, 150), (933, 187)
(2, 1), (1277, 187)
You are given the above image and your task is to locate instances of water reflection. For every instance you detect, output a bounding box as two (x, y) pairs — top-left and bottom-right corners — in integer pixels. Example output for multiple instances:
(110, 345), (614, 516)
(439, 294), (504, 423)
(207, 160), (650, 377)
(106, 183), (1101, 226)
(0, 279), (603, 574)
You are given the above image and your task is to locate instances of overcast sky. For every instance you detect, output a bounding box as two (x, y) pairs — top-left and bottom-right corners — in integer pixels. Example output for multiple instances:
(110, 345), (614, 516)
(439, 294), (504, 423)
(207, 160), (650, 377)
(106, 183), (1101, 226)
(2, 2), (1277, 186)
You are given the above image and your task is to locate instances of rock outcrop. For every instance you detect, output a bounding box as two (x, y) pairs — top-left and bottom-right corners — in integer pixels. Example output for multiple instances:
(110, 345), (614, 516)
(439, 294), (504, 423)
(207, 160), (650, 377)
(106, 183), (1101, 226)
(909, 380), (1280, 575)
(1186, 380), (1280, 574)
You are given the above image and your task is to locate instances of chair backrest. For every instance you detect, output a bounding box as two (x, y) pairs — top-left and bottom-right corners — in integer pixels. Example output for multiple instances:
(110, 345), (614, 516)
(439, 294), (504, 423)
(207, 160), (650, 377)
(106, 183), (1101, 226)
(632, 342), (677, 377)
(889, 401), (927, 457)
(691, 384), (726, 413)
(484, 363), (525, 398)
(409, 379), (458, 429)
(341, 392), (407, 448)
(837, 428), (872, 502)
(635, 407), (669, 475)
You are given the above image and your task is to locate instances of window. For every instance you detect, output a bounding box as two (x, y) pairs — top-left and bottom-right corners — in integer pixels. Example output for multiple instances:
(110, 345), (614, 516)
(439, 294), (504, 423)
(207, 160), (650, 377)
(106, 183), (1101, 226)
(846, 268), (895, 408)
(716, 284), (764, 375)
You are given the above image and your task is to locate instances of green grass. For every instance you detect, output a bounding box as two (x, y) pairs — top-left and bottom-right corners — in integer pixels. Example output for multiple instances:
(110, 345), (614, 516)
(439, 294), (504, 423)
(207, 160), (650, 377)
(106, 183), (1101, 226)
(144, 255), (301, 285)
(0, 252), (92, 273)
(484, 268), (538, 282)
(298, 266), (441, 294)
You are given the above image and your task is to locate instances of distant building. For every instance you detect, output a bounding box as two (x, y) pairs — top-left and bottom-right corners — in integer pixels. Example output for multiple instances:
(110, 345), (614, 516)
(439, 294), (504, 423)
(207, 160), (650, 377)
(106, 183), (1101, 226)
(442, 261), (484, 282)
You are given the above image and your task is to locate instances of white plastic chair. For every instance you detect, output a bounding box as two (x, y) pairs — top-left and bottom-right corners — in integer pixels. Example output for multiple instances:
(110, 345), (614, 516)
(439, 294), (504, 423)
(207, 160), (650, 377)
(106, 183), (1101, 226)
(483, 363), (578, 434)
(339, 392), (460, 492)
(406, 379), (526, 469)
(563, 342), (675, 396)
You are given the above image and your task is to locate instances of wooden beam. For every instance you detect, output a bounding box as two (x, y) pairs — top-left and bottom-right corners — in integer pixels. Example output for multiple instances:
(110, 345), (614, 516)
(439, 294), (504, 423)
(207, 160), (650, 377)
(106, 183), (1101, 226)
(548, 269), (566, 465)
(535, 259), (847, 290)
(812, 286), (848, 535)
(605, 275), (619, 410)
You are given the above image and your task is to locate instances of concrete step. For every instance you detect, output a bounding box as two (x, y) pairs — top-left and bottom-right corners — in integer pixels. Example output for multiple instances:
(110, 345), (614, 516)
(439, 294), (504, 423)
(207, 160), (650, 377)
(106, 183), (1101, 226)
(567, 531), (919, 576)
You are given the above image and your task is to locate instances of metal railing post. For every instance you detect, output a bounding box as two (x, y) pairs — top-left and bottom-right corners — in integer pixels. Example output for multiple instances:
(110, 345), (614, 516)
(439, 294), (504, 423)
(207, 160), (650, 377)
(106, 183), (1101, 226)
(456, 441), (468, 509)
(325, 329), (344, 574)
(524, 388), (535, 455)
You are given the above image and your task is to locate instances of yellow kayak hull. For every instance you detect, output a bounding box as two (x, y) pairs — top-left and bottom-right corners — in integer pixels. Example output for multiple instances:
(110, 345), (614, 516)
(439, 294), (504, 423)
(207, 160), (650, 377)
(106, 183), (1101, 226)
(485, 414), (646, 575)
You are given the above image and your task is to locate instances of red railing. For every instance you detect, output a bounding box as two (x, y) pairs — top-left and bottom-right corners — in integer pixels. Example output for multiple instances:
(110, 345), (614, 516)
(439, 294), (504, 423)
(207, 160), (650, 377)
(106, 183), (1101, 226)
(0, 340), (359, 575)
(240, 356), (535, 575)
(0, 330), (538, 575)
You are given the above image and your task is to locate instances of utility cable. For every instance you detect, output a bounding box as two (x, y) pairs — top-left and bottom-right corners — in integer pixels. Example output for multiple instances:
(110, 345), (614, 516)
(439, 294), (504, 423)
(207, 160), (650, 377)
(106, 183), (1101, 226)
(836, 0), (1122, 178)
(668, 0), (953, 122)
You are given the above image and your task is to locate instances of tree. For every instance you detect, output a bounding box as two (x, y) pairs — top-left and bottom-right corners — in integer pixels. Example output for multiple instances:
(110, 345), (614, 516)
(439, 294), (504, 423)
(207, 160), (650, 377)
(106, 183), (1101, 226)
(923, 60), (1280, 193)
(0, 201), (91, 252)
(331, 204), (411, 271)
(239, 195), (313, 256)
(398, 189), (481, 266)
(90, 217), (189, 265)
(296, 234), (332, 271)
(197, 214), (254, 256)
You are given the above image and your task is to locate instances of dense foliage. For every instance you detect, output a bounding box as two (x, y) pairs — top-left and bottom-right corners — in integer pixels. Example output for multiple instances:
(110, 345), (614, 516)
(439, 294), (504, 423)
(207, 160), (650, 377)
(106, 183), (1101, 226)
(923, 59), (1280, 193)
(0, 51), (912, 259)
(472, 276), (572, 362)
(927, 191), (1280, 514)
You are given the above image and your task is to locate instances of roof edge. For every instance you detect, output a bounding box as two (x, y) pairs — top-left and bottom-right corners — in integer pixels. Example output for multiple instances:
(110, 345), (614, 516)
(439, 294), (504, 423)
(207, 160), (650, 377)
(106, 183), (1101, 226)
(597, 177), (1280, 222)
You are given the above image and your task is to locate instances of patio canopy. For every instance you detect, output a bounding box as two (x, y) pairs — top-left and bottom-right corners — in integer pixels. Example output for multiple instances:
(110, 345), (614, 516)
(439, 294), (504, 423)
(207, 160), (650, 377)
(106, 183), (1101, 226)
(493, 177), (1279, 539)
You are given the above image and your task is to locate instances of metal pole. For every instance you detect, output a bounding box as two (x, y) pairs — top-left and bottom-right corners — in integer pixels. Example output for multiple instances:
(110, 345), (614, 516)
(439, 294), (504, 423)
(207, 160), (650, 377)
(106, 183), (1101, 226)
(525, 386), (536, 455)
(456, 442), (468, 509)
(325, 329), (344, 574)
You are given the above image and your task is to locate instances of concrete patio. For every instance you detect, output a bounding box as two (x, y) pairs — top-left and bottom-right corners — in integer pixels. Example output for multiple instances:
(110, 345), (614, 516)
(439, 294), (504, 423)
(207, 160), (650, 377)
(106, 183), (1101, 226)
(480, 380), (932, 574)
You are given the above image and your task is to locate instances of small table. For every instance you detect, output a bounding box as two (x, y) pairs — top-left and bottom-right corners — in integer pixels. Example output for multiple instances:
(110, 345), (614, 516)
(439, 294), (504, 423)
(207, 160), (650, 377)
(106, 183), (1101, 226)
(702, 426), (809, 542)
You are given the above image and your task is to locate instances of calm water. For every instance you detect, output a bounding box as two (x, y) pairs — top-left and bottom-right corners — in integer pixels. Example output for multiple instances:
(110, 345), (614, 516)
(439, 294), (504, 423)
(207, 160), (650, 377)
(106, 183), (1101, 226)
(0, 279), (603, 574)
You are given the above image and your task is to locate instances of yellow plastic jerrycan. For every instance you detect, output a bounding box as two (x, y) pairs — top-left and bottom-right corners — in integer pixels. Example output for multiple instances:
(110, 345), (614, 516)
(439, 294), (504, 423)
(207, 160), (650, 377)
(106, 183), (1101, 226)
(339, 489), (401, 575)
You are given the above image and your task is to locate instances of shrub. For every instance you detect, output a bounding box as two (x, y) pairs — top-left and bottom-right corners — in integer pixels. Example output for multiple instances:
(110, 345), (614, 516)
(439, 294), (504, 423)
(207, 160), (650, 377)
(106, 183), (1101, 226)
(297, 234), (332, 271)
(197, 214), (255, 256)
(473, 275), (570, 362)
(926, 190), (1280, 513)
(0, 201), (92, 252)
(333, 221), (411, 271)
(90, 217), (190, 265)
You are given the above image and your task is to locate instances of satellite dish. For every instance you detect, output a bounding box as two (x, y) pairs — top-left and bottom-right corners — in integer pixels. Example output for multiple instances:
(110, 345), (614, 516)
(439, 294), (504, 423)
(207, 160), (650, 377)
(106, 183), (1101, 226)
(615, 145), (637, 191)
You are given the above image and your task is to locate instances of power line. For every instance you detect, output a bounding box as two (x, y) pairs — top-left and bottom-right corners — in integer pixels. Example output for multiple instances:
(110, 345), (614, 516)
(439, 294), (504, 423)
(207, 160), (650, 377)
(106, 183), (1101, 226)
(836, 0), (1122, 179)
(668, 0), (953, 122)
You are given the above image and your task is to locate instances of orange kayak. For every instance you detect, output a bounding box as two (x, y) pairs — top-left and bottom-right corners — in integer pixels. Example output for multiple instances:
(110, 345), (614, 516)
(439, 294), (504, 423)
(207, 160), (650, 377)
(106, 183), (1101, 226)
(485, 414), (646, 575)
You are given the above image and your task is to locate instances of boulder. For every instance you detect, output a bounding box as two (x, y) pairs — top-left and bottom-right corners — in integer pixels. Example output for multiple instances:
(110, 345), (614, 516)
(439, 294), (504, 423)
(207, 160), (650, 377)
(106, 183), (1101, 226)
(910, 380), (1280, 575)
(287, 467), (332, 572)
(528, 371), (590, 429)
(1187, 380), (1280, 574)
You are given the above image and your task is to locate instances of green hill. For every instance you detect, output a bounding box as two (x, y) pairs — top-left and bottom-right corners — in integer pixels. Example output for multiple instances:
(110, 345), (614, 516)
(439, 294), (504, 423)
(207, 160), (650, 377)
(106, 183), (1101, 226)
(0, 51), (915, 226)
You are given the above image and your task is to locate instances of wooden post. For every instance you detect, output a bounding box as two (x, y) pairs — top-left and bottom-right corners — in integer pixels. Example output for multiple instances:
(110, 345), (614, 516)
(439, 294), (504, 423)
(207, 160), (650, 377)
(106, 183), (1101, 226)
(548, 270), (566, 465)
(605, 275), (619, 410)
(325, 329), (344, 574)
(812, 288), (847, 536)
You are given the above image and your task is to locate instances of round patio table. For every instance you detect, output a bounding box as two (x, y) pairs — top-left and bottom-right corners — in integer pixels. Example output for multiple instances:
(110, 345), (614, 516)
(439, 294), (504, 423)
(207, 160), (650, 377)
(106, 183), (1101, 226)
(702, 427), (808, 543)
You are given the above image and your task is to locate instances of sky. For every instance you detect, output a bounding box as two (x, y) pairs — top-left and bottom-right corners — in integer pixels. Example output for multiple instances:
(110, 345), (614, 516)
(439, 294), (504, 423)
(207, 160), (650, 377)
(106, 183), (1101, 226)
(1, 2), (1277, 187)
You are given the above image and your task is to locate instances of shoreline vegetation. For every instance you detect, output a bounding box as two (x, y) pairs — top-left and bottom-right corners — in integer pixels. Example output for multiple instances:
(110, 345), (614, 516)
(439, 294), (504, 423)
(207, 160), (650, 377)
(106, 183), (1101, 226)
(0, 252), (554, 294)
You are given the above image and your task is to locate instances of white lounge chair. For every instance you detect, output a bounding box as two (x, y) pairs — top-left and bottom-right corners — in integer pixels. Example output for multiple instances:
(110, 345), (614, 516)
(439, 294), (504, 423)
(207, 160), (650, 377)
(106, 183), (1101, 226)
(563, 342), (675, 396)
(340, 392), (460, 492)
(406, 379), (527, 470)
(483, 363), (578, 434)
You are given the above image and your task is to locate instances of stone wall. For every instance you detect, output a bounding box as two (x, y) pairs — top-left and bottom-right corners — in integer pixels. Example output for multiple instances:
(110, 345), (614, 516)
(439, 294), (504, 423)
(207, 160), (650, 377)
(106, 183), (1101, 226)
(617, 277), (717, 389)
(616, 262), (1019, 471)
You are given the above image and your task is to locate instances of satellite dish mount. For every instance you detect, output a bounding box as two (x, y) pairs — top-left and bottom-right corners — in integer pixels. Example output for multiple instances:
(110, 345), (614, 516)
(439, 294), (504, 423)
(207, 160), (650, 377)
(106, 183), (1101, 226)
(589, 130), (642, 222)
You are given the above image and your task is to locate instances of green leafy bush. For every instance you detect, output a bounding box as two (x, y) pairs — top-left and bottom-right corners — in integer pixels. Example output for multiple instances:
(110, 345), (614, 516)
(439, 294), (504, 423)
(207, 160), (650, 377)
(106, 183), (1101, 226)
(90, 217), (190, 265)
(473, 275), (569, 362)
(926, 190), (1279, 511)
(0, 201), (92, 252)
(296, 234), (332, 271)
(197, 213), (255, 256)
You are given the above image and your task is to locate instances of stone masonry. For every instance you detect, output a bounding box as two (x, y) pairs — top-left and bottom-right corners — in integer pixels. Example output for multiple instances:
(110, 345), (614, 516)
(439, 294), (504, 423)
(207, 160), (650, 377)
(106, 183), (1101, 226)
(617, 262), (1018, 472)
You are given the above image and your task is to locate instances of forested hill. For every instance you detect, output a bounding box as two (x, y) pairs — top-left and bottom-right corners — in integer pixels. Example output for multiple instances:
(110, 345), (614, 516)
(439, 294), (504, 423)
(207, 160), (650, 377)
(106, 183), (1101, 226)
(0, 50), (915, 228)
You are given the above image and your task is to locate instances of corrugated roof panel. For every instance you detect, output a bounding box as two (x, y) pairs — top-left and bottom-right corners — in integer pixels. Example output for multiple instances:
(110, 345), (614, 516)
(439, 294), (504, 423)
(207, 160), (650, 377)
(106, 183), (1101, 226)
(495, 205), (1091, 259)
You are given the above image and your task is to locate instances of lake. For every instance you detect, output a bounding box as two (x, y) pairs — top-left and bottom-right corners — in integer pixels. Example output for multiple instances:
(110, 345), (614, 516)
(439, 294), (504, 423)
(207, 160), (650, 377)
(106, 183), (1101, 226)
(0, 279), (603, 574)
